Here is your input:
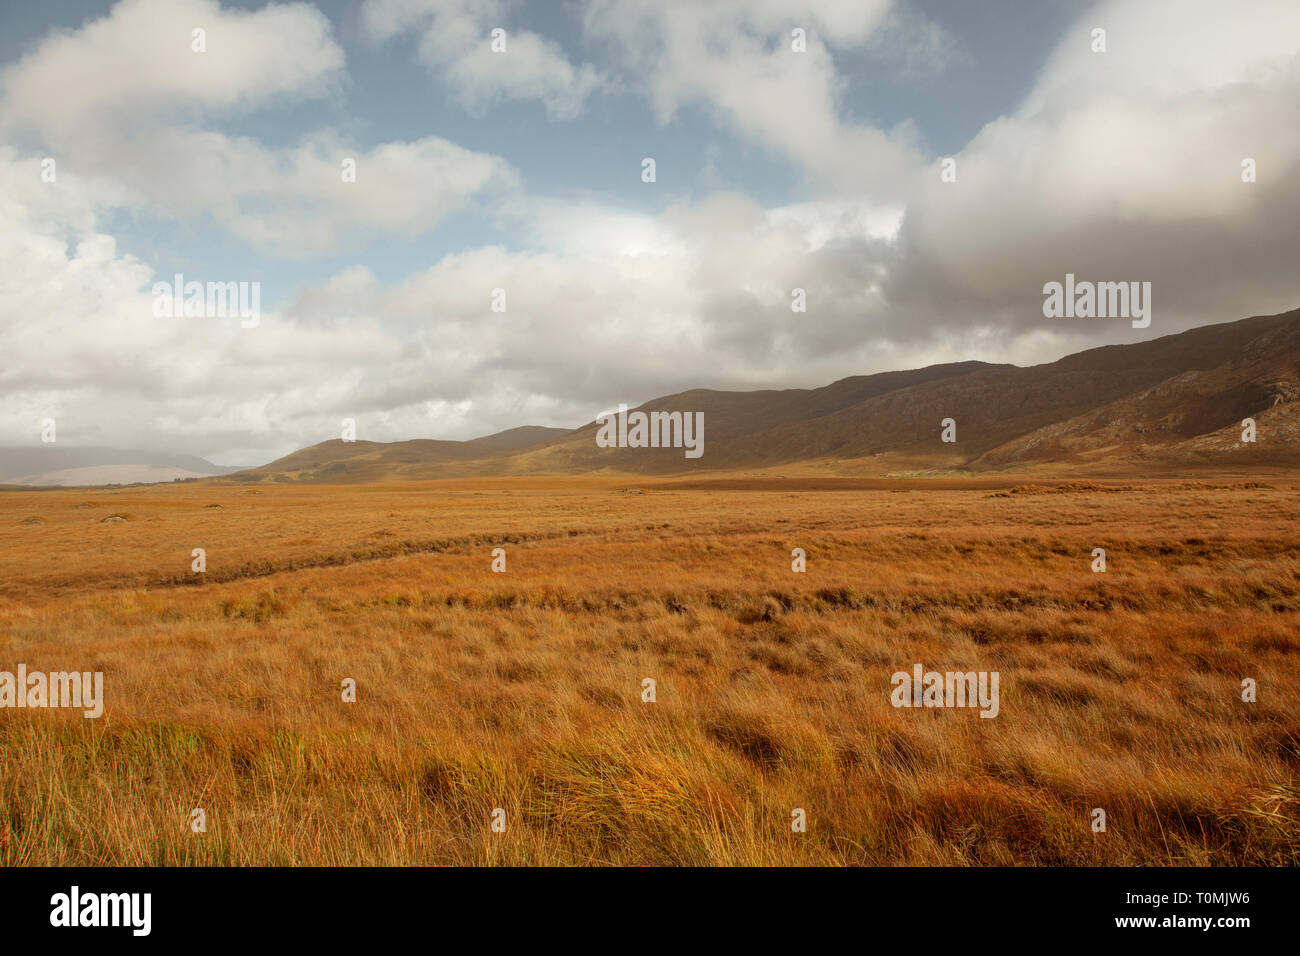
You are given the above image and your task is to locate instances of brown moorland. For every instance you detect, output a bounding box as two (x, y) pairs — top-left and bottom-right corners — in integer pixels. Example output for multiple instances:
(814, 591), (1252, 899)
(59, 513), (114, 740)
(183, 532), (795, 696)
(0, 474), (1297, 865)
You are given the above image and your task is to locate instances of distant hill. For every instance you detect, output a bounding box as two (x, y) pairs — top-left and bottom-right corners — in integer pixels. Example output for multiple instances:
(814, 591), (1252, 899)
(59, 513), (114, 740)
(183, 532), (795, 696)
(219, 307), (1300, 482)
(233, 425), (573, 483)
(0, 447), (241, 486)
(3, 464), (219, 487)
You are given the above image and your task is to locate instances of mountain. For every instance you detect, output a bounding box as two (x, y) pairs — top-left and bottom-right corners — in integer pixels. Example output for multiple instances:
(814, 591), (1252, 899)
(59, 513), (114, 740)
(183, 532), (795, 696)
(0, 447), (241, 486)
(222, 307), (1300, 482)
(233, 425), (573, 483)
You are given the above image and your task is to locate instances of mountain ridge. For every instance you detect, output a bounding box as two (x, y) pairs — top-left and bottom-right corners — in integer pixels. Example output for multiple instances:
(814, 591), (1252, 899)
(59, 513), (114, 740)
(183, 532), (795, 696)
(227, 308), (1300, 482)
(31, 309), (1297, 487)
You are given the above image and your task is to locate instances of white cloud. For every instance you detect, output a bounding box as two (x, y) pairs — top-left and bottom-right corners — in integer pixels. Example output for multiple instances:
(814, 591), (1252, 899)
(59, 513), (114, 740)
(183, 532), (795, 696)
(0, 0), (345, 138)
(581, 0), (921, 193)
(1023, 0), (1300, 112)
(2, 0), (1298, 465)
(0, 140), (921, 462)
(0, 0), (517, 256)
(362, 0), (603, 119)
(0, 144), (408, 457)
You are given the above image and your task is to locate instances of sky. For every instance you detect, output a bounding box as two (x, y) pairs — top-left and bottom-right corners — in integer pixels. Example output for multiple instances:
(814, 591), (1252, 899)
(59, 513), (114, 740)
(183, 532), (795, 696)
(1, 0), (1297, 466)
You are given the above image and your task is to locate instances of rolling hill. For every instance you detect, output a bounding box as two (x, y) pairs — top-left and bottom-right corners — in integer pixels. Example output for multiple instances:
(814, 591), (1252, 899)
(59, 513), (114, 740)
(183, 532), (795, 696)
(229, 308), (1300, 482)
(0, 447), (241, 486)
(234, 425), (573, 483)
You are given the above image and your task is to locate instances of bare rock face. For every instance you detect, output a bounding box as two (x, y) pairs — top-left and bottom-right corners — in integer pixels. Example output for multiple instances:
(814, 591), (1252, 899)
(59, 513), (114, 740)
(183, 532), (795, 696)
(101, 515), (127, 523)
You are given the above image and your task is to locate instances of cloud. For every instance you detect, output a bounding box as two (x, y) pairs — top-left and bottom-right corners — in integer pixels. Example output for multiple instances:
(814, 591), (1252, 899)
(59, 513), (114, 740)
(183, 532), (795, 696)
(191, 132), (517, 256)
(2, 0), (1298, 465)
(861, 4), (968, 78)
(581, 0), (923, 193)
(0, 0), (345, 139)
(0, 137), (916, 463)
(362, 0), (603, 119)
(269, 191), (922, 428)
(0, 0), (517, 256)
(881, 0), (1300, 342)
(0, 147), (416, 460)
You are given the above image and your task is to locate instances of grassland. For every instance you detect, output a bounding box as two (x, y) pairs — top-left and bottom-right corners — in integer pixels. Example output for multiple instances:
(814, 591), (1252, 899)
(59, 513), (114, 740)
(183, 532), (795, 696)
(0, 475), (1297, 865)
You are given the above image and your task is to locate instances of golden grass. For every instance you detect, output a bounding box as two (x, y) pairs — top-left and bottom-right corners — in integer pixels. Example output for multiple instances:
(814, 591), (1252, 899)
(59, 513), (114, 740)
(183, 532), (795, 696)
(0, 475), (1297, 865)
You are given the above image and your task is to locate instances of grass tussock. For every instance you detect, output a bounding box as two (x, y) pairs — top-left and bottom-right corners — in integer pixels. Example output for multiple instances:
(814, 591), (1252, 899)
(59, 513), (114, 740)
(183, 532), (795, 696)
(0, 476), (1297, 864)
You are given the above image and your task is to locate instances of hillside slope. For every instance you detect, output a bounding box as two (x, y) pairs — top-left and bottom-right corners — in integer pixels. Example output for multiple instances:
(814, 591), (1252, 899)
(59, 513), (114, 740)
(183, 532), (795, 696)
(230, 308), (1300, 481)
(237, 425), (573, 483)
